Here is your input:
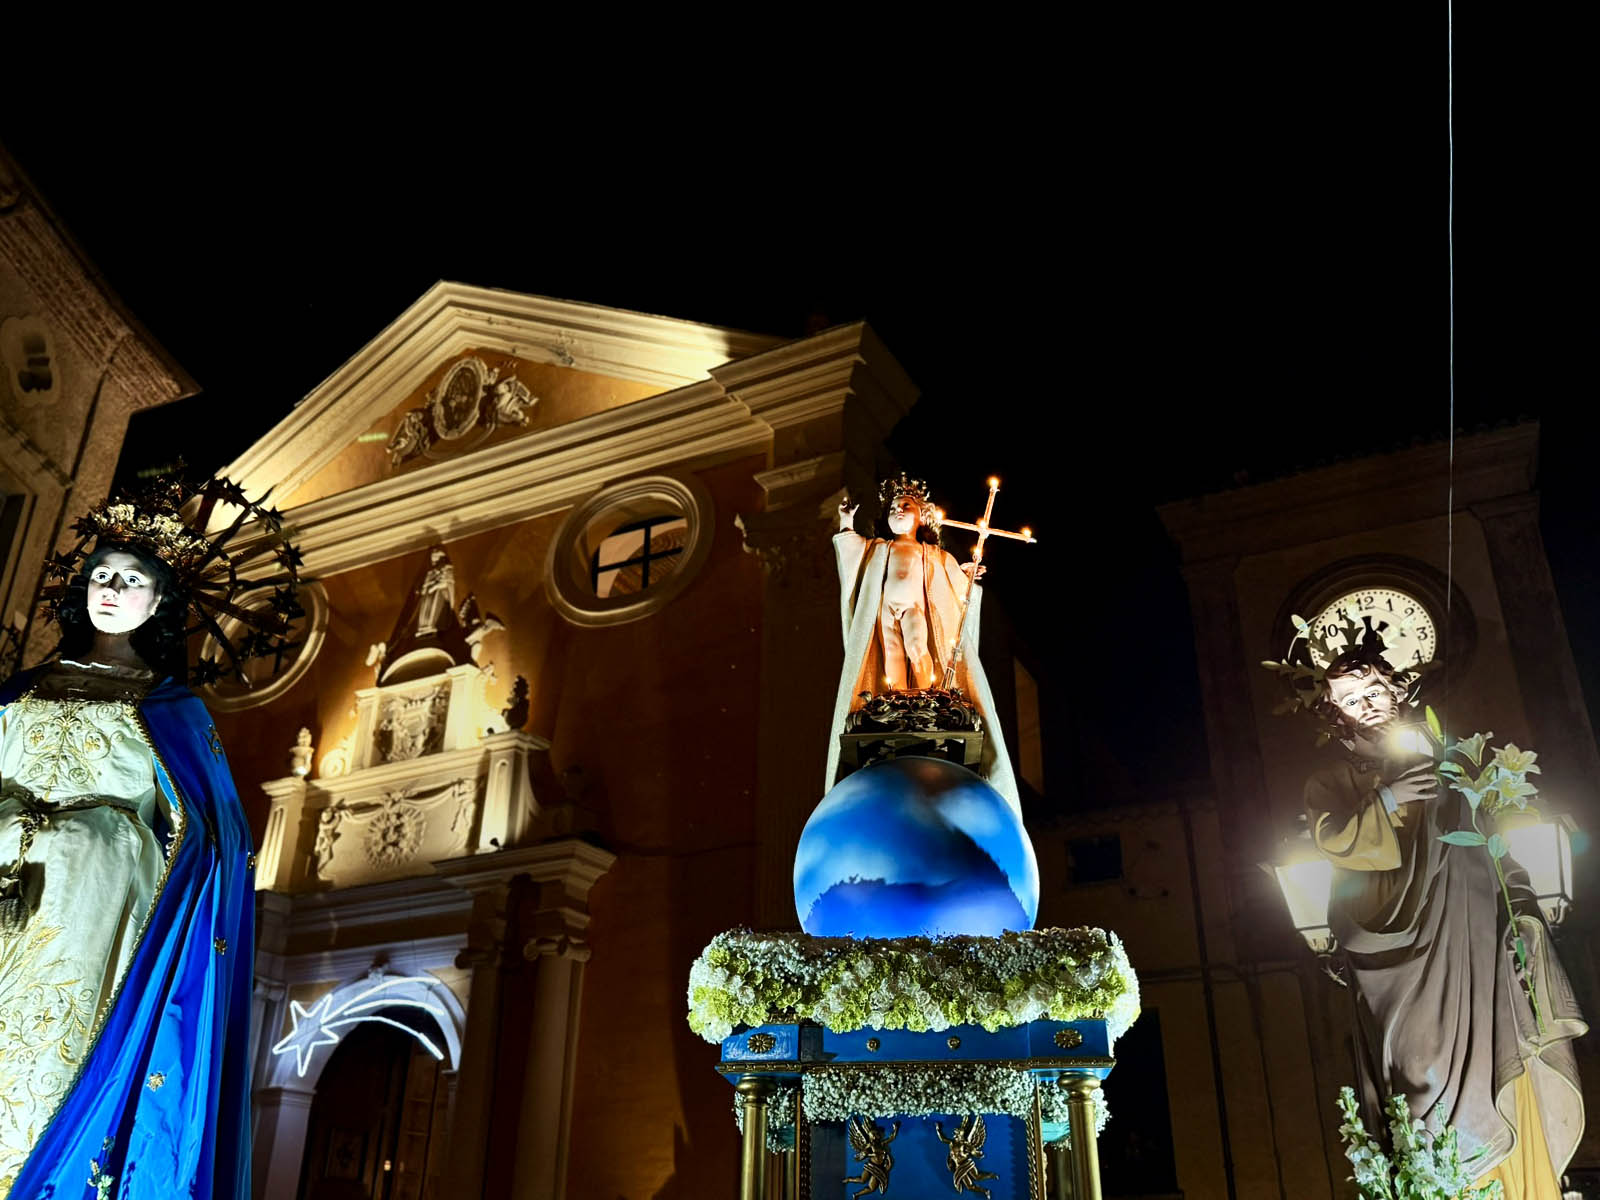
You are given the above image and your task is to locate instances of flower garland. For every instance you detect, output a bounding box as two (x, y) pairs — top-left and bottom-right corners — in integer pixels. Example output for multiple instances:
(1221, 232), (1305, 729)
(804, 1064), (1105, 1141)
(727, 1067), (1109, 1150)
(686, 928), (1139, 1045)
(732, 1084), (798, 1153)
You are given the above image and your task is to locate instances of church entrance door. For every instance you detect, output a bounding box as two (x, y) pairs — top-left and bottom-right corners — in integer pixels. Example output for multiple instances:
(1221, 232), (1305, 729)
(297, 1020), (451, 1200)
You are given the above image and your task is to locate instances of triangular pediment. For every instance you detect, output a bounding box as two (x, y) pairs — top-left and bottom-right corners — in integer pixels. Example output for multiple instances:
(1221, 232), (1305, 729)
(222, 281), (781, 505)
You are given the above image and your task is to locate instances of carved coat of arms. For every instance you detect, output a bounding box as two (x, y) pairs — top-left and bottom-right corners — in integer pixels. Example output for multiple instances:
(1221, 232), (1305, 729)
(387, 356), (538, 466)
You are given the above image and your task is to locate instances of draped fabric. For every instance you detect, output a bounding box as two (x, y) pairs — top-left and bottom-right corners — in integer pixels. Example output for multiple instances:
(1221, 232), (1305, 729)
(0, 667), (254, 1199)
(1307, 753), (1586, 1182)
(828, 532), (1019, 814)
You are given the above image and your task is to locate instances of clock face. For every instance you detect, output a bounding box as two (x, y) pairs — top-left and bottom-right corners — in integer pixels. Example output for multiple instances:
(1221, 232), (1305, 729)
(1308, 587), (1437, 670)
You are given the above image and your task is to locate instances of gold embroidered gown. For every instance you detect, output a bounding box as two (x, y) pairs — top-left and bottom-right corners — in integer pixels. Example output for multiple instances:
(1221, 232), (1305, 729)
(0, 668), (173, 1193)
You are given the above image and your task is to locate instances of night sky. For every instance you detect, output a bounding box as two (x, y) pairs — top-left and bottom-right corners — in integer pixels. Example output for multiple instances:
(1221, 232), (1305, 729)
(3, 16), (1592, 805)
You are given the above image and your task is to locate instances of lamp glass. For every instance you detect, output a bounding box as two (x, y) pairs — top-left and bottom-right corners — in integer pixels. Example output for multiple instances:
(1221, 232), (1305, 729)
(1273, 858), (1334, 936)
(1503, 818), (1574, 921)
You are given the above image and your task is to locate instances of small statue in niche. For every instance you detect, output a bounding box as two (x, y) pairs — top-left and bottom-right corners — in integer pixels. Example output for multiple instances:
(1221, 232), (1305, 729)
(289, 727), (314, 777)
(842, 1116), (899, 1197)
(374, 546), (505, 684)
(935, 1113), (1000, 1198)
(501, 675), (529, 731)
(414, 548), (456, 636)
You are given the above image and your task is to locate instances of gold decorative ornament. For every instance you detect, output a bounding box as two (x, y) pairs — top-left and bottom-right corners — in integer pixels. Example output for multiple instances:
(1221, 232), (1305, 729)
(936, 1113), (1000, 1198)
(1054, 1028), (1084, 1050)
(843, 1116), (899, 1195)
(146, 1071), (165, 1091)
(865, 1037), (880, 1052)
(213, 937), (227, 954)
(246, 852), (257, 870)
(747, 1032), (776, 1054)
(947, 1035), (962, 1050)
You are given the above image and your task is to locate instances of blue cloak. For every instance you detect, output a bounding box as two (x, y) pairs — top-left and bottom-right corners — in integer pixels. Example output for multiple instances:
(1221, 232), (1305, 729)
(1, 669), (254, 1200)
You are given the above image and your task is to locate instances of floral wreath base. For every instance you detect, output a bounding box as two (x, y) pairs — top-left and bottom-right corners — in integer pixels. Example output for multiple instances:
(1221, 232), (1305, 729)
(688, 927), (1139, 1045)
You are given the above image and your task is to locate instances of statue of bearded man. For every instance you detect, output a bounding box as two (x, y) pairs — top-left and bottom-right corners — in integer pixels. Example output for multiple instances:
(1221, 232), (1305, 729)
(828, 476), (1019, 813)
(1307, 650), (1586, 1197)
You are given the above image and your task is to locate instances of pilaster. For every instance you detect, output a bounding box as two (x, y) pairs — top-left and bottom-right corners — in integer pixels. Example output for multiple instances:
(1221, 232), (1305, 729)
(1471, 493), (1600, 811)
(722, 323), (919, 929)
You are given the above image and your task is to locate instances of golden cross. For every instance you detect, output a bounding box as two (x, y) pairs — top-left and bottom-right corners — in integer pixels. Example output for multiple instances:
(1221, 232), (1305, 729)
(937, 476), (1036, 689)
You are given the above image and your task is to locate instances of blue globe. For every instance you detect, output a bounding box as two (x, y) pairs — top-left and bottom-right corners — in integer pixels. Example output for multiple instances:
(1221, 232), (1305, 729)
(793, 757), (1040, 938)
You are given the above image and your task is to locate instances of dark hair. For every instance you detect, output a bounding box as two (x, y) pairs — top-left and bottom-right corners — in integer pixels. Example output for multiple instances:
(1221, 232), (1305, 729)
(54, 543), (188, 679)
(1312, 651), (1414, 728)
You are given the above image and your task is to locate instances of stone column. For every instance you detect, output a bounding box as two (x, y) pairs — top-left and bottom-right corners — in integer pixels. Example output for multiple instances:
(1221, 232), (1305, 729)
(715, 325), (920, 927)
(1179, 556), (1273, 961)
(438, 881), (512, 1195)
(737, 487), (853, 926)
(252, 1086), (317, 1200)
(515, 925), (591, 1200)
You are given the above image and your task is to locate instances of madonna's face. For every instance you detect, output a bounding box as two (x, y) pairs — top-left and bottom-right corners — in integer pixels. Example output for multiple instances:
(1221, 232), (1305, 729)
(87, 551), (162, 635)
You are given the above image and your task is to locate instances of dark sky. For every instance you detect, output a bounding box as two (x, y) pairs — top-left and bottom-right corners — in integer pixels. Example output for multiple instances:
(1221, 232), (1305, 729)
(3, 16), (1592, 800)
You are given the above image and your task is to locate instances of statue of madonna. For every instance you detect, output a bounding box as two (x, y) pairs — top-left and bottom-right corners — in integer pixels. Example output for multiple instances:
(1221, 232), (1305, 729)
(0, 485), (291, 1199)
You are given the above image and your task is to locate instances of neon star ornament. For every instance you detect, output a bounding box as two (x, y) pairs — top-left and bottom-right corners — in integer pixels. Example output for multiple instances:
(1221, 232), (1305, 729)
(270, 975), (450, 1077)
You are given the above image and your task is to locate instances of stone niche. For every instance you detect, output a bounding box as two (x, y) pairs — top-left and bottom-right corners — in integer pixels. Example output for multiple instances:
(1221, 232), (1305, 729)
(257, 662), (548, 892)
(254, 545), (549, 893)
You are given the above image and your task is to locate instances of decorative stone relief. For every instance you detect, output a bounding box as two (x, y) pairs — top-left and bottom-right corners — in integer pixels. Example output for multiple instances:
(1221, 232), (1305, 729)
(376, 684), (450, 763)
(364, 790), (426, 868)
(386, 356), (538, 466)
(313, 802), (348, 880)
(308, 778), (481, 886)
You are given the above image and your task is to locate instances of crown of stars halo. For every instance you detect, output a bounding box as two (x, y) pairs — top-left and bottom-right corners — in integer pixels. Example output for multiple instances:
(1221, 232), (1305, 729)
(42, 472), (306, 688)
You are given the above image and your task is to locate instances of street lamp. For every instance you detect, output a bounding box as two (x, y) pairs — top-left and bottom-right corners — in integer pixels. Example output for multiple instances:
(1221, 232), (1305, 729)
(1268, 835), (1336, 956)
(1502, 813), (1577, 927)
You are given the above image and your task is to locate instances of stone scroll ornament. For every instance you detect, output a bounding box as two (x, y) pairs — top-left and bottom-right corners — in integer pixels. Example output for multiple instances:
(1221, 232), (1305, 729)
(385, 356), (537, 466)
(39, 472), (305, 689)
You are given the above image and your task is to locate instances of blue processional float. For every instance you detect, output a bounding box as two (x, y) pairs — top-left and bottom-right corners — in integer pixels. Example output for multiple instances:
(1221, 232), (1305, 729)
(688, 476), (1140, 1199)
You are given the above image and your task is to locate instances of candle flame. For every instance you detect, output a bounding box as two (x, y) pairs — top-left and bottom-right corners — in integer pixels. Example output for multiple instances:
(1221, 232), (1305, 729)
(1021, 527), (1032, 539)
(987, 476), (1000, 489)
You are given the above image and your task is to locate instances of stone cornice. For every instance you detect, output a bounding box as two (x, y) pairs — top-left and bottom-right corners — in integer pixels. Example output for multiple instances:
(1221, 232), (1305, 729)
(300, 731), (551, 804)
(221, 281), (783, 503)
(431, 839), (616, 899)
(279, 932), (467, 985)
(286, 874), (473, 937)
(1157, 423), (1539, 562)
(0, 153), (196, 411)
(219, 319), (912, 581)
(230, 377), (767, 578)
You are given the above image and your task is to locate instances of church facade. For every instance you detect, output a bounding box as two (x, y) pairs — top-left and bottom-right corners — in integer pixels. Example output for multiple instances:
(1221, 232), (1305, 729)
(210, 282), (929, 1199)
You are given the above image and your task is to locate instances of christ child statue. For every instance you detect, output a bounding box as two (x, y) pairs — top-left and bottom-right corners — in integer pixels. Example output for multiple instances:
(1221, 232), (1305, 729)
(827, 474), (1018, 809)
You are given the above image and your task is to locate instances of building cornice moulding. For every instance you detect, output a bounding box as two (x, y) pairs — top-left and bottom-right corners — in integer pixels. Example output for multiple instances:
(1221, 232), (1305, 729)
(1158, 424), (1539, 562)
(222, 281), (783, 502)
(233, 378), (767, 579)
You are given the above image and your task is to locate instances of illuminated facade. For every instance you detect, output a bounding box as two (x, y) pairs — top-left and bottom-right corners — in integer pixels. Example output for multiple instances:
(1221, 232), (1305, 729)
(210, 283), (929, 1198)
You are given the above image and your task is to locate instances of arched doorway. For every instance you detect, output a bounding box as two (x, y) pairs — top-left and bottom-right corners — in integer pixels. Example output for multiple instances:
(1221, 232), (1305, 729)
(296, 1018), (452, 1200)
